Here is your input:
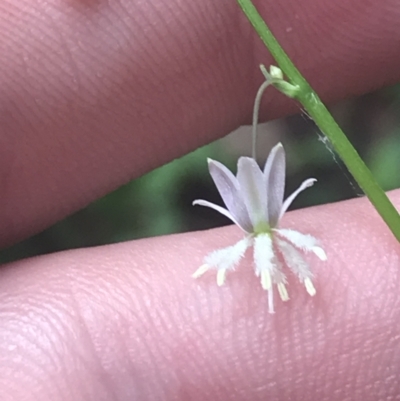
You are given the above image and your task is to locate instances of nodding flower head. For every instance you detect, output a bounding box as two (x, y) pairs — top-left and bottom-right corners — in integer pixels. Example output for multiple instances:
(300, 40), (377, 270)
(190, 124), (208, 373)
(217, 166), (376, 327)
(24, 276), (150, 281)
(193, 143), (326, 313)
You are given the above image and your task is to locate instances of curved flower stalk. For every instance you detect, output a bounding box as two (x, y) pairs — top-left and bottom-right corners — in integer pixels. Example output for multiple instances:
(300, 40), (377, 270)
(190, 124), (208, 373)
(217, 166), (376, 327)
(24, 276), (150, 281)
(193, 143), (327, 313)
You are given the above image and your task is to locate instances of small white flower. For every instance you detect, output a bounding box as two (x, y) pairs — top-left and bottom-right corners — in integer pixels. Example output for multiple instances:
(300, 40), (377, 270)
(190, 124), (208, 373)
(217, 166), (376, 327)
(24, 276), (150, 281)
(193, 143), (327, 313)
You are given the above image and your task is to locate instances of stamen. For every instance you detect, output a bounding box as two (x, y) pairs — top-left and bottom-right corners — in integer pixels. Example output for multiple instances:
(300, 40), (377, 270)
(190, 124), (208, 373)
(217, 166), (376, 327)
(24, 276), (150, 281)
(217, 269), (227, 286)
(192, 264), (210, 279)
(268, 289), (275, 314)
(260, 270), (272, 290)
(277, 282), (289, 301)
(304, 278), (316, 296)
(312, 246), (327, 261)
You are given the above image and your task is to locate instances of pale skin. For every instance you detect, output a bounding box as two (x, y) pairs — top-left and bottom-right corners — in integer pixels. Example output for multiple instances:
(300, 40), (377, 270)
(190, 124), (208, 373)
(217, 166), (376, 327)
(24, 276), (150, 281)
(0, 0), (400, 400)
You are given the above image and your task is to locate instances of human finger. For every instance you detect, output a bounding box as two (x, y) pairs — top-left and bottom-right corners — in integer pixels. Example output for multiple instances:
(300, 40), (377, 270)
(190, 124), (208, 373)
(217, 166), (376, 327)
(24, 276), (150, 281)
(0, 0), (399, 245)
(1, 189), (400, 400)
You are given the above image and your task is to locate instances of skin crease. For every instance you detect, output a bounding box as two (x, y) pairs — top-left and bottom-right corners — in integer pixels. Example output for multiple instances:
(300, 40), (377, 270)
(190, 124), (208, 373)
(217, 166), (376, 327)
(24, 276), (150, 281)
(0, 0), (399, 399)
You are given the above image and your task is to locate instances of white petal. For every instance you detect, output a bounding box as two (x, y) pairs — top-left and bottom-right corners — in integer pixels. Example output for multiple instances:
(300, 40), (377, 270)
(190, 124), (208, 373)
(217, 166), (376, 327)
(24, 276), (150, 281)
(204, 237), (252, 272)
(279, 178), (317, 220)
(254, 234), (276, 313)
(276, 238), (313, 281)
(271, 259), (289, 301)
(193, 238), (251, 286)
(271, 259), (287, 284)
(237, 157), (269, 231)
(253, 234), (275, 276)
(207, 159), (253, 232)
(275, 228), (327, 260)
(264, 143), (286, 227)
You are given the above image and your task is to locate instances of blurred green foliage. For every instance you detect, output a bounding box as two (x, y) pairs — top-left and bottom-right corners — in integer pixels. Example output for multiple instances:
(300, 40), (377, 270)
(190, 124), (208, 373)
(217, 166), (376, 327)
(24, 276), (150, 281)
(0, 85), (399, 264)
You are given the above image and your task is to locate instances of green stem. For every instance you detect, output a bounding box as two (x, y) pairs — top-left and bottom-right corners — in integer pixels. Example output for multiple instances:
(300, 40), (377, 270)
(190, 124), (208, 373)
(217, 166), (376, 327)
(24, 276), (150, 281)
(237, 0), (400, 242)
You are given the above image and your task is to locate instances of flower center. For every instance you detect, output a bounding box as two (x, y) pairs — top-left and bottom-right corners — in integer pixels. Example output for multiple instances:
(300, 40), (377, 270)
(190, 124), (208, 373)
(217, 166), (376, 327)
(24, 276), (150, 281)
(253, 222), (272, 235)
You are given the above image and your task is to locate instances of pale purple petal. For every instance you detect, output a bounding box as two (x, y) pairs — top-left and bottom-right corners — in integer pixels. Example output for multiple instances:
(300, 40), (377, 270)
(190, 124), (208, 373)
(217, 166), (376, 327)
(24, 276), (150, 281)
(279, 178), (317, 221)
(207, 159), (252, 232)
(193, 200), (250, 232)
(237, 157), (268, 231)
(263, 143), (285, 227)
(192, 200), (238, 226)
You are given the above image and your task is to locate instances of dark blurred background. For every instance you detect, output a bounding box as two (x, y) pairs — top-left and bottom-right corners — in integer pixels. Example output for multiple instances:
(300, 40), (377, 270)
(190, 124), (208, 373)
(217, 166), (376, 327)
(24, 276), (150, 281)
(1, 84), (400, 264)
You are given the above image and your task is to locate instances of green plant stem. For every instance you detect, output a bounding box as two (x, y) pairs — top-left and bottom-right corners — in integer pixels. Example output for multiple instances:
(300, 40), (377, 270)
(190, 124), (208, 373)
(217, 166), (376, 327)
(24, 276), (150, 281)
(237, 0), (400, 242)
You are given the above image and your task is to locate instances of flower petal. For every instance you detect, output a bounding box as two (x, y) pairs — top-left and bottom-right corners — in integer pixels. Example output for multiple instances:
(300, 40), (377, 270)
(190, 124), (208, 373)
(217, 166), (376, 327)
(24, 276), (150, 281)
(264, 143), (286, 227)
(204, 237), (251, 270)
(253, 234), (275, 276)
(192, 199), (241, 228)
(237, 157), (269, 231)
(271, 259), (287, 285)
(275, 228), (327, 261)
(275, 238), (313, 282)
(279, 178), (317, 220)
(207, 159), (252, 232)
(254, 234), (276, 313)
(197, 237), (252, 285)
